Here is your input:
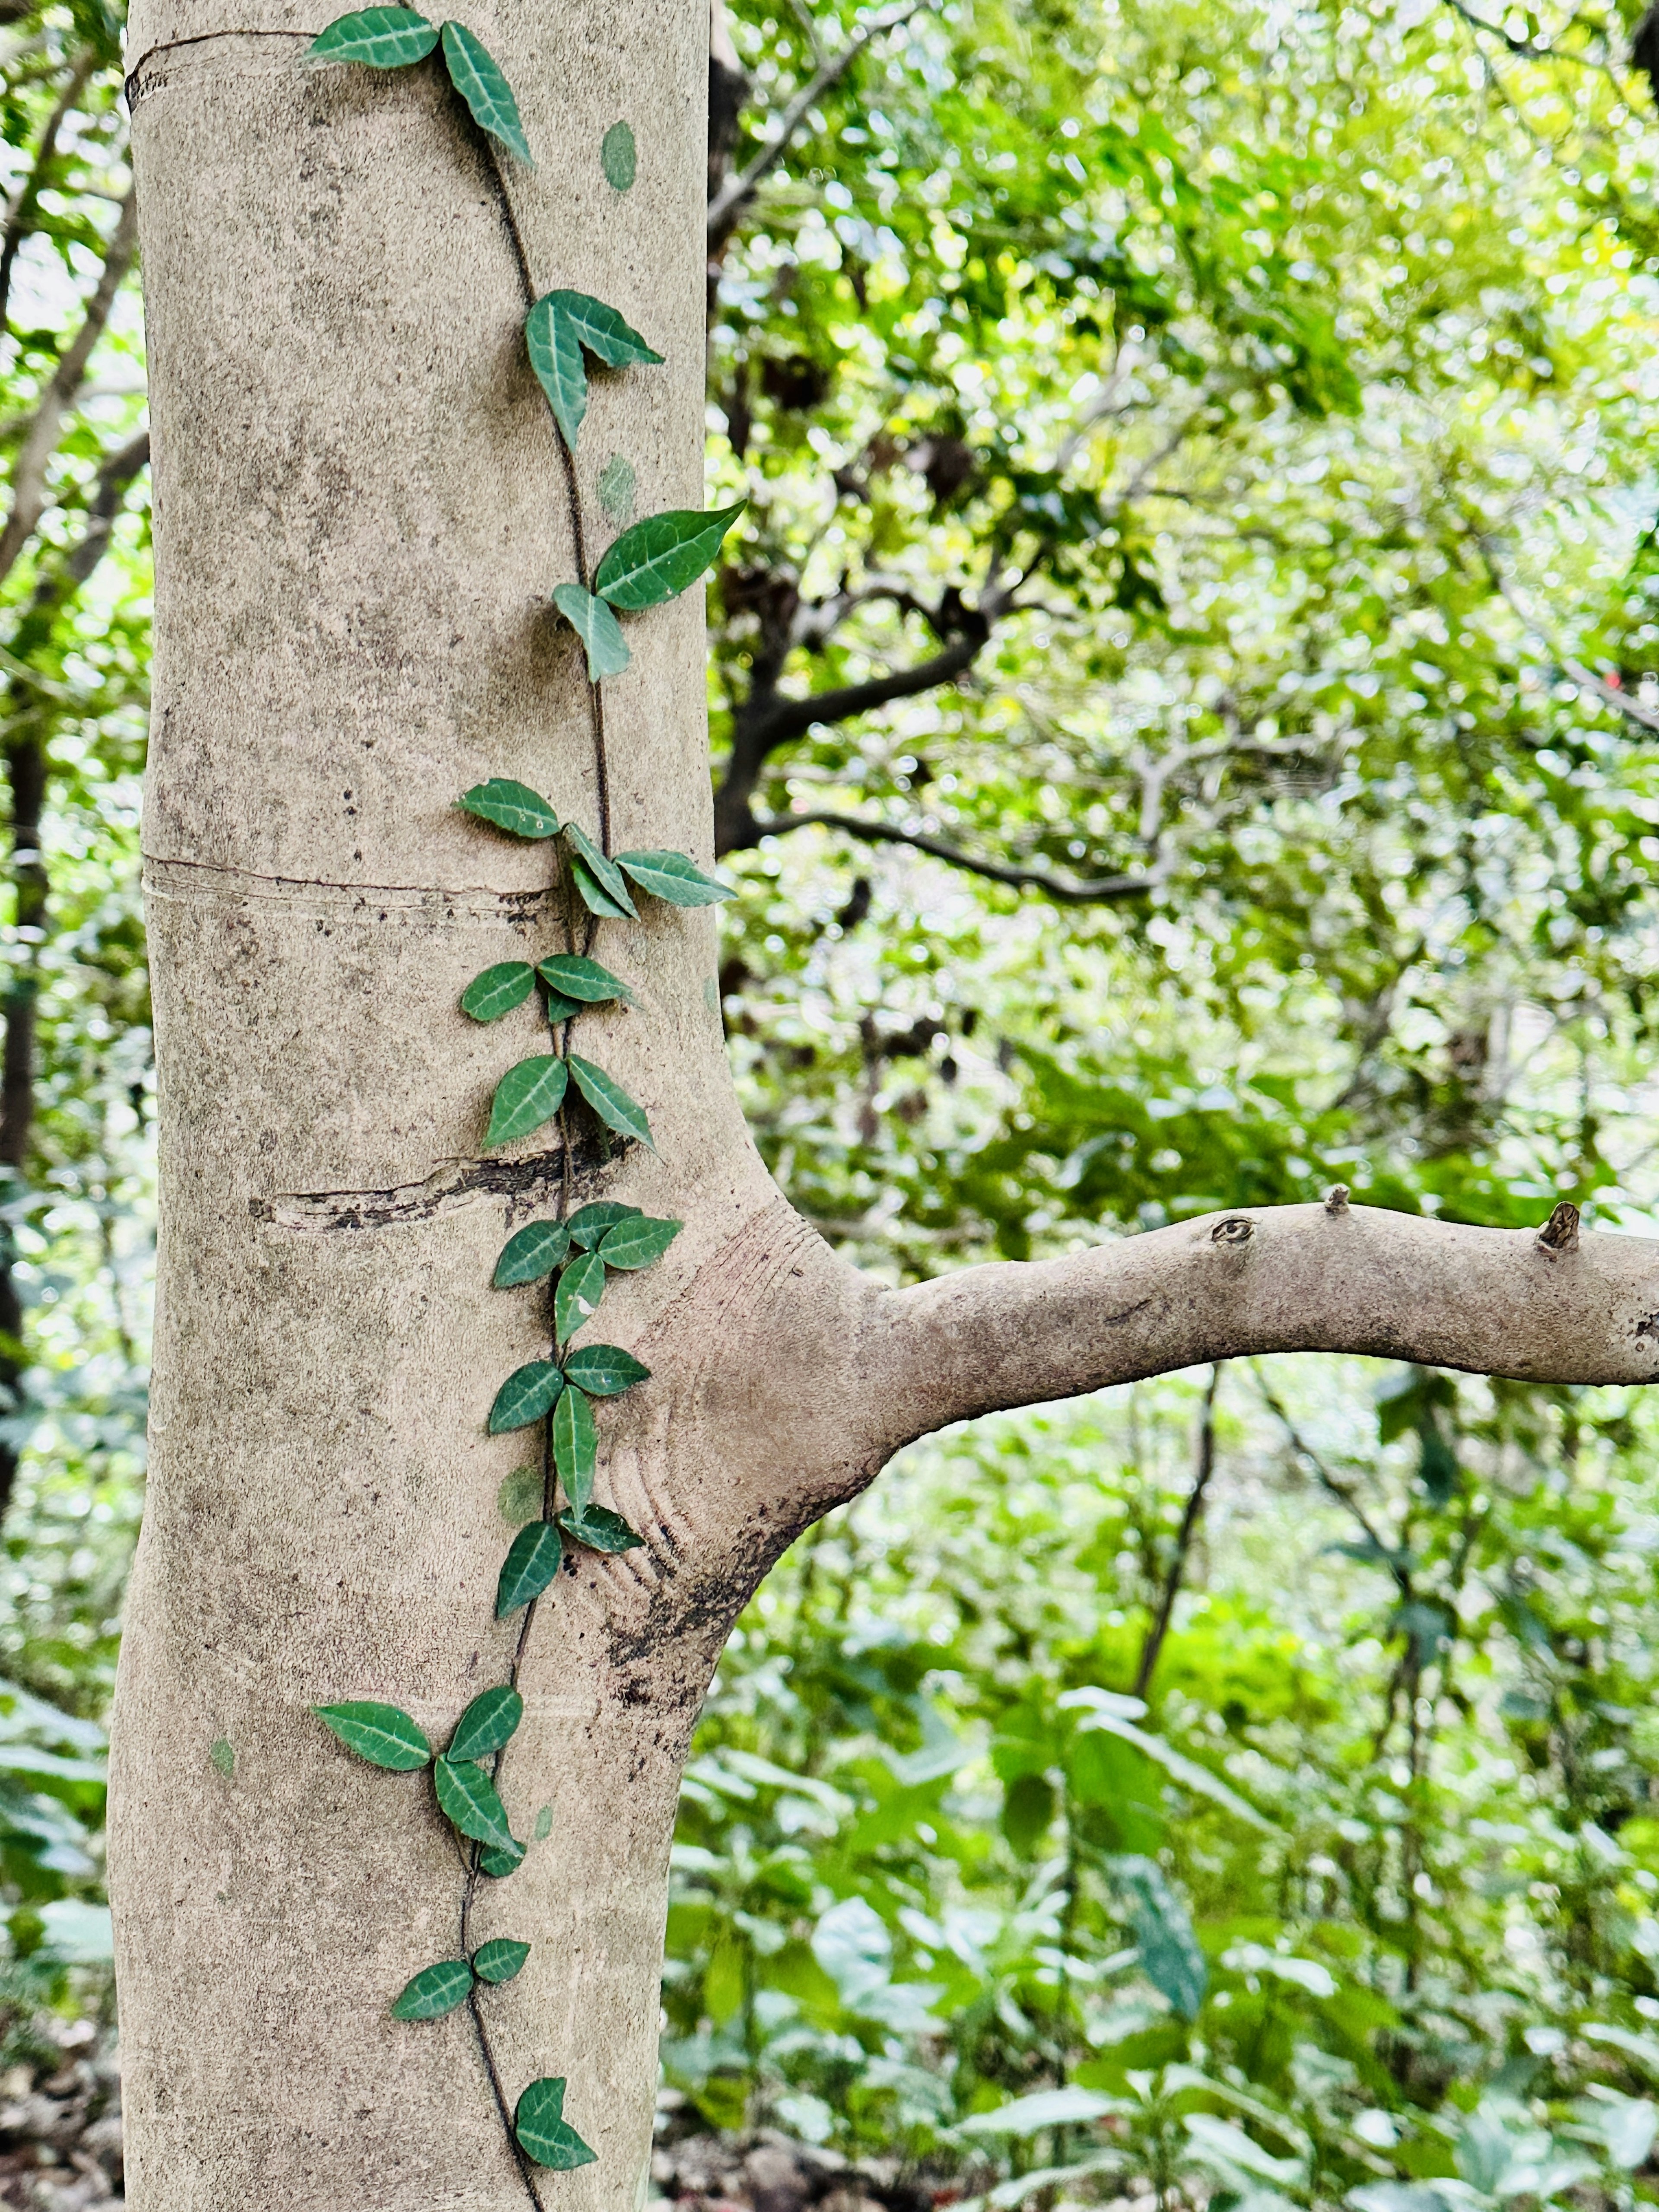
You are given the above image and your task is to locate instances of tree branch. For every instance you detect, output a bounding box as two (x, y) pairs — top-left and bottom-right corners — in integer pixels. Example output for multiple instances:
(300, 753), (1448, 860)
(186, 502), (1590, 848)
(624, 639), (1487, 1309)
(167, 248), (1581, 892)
(860, 1199), (1659, 1462)
(750, 807), (1167, 902)
(0, 47), (95, 337)
(0, 183), (137, 595)
(1132, 1363), (1222, 1698)
(707, 0), (926, 248)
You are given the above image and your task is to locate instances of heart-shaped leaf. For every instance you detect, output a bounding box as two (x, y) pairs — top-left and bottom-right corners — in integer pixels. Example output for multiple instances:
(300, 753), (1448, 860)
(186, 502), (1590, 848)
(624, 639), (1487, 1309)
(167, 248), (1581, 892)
(516, 2078), (597, 2171)
(459, 778), (558, 839)
(553, 1384), (597, 1514)
(480, 1836), (527, 1877)
(496, 1520), (563, 1617)
(494, 1219), (572, 1287)
(596, 1215), (681, 1270)
(485, 1055), (569, 1148)
(461, 961), (535, 1022)
(473, 1937), (532, 1984)
(309, 6), (438, 67)
(537, 954), (630, 1004)
(440, 19), (533, 162)
(315, 1702), (432, 1771)
(567, 1200), (643, 1248)
(390, 1958), (474, 2019)
(434, 1755), (518, 1853)
(488, 1360), (564, 1434)
(614, 849), (735, 906)
(559, 1503), (646, 1554)
(570, 856), (632, 918)
(568, 1054), (654, 1151)
(555, 1248), (606, 1344)
(555, 290), (662, 368)
(564, 822), (637, 915)
(551, 582), (630, 681)
(593, 503), (746, 611)
(448, 1684), (523, 1763)
(561, 1343), (650, 1397)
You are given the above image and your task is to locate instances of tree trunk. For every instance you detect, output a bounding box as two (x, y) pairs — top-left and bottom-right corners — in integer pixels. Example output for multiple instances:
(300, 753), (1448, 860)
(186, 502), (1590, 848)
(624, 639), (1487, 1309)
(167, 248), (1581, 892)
(108, 10), (1659, 2212)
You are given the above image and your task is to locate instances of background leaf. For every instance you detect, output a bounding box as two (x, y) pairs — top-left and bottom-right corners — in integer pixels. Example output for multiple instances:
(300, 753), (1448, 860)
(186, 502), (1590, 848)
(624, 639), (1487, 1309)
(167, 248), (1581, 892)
(448, 1685), (523, 1763)
(461, 962), (534, 1023)
(613, 849), (734, 906)
(553, 1386), (597, 1514)
(473, 1937), (531, 1985)
(434, 1756), (518, 1853)
(551, 583), (631, 681)
(516, 2078), (597, 2170)
(568, 1055), (653, 1150)
(496, 1522), (563, 1618)
(555, 1249), (606, 1344)
(390, 1958), (474, 2020)
(314, 1702), (432, 1772)
(308, 7), (438, 67)
(485, 1055), (569, 1148)
(593, 504), (746, 612)
(458, 778), (558, 839)
(561, 1343), (650, 1397)
(494, 1220), (571, 1287)
(596, 1215), (681, 1270)
(488, 1361), (564, 1435)
(567, 1200), (642, 1249)
(564, 823), (637, 915)
(440, 20), (533, 162)
(537, 954), (630, 1004)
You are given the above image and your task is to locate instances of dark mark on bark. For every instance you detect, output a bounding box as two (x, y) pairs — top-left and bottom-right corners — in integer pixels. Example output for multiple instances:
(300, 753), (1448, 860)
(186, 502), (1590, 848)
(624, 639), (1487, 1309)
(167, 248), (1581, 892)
(1100, 1297), (1154, 1328)
(1211, 1217), (1255, 1246)
(1535, 1200), (1581, 1255)
(251, 1131), (629, 1232)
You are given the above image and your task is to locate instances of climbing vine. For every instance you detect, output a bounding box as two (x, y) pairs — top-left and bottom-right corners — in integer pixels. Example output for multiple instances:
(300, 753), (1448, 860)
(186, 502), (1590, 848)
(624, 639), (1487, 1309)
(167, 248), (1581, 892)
(300, 10), (742, 2199)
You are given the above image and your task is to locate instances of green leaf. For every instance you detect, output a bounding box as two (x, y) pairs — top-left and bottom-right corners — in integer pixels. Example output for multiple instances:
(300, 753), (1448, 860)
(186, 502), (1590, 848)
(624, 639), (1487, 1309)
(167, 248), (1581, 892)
(559, 1503), (646, 1554)
(593, 503), (746, 612)
(568, 1054), (654, 1151)
(537, 954), (631, 1005)
(553, 1384), (597, 1514)
(473, 1936), (531, 1984)
(614, 849), (735, 906)
(601, 121), (636, 190)
(552, 583), (631, 681)
(390, 1958), (474, 2020)
(461, 962), (535, 1022)
(550, 290), (662, 370)
(488, 1360), (564, 1434)
(516, 2078), (597, 2171)
(309, 7), (438, 67)
(314, 1702), (432, 1771)
(562, 1343), (650, 1396)
(555, 1248), (606, 1343)
(480, 1837), (526, 1877)
(440, 20), (533, 162)
(570, 856), (632, 919)
(496, 1521), (563, 1617)
(568, 1200), (642, 1248)
(485, 1055), (569, 1148)
(497, 1465), (544, 1525)
(494, 1219), (572, 1287)
(596, 1215), (681, 1270)
(459, 778), (559, 839)
(434, 1756), (518, 1853)
(526, 298), (589, 448)
(564, 822), (637, 915)
(448, 1685), (524, 1763)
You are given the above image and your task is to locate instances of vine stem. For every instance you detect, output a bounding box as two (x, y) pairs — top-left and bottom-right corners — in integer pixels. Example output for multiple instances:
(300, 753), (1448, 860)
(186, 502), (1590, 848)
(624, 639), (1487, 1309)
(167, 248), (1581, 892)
(449, 89), (623, 2211)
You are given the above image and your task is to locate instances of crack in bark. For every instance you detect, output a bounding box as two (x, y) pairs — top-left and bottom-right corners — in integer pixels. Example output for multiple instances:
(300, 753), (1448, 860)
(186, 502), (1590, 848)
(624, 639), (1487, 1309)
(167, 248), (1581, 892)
(250, 1134), (630, 1232)
(124, 29), (312, 110)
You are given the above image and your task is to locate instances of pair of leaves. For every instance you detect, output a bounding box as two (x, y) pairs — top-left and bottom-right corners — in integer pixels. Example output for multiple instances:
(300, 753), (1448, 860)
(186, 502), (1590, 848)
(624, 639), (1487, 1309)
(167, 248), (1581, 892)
(553, 507), (747, 681)
(464, 954), (630, 1029)
(314, 1682), (521, 1770)
(527, 289), (662, 453)
(550, 1218), (683, 1341)
(516, 2077), (596, 2171)
(493, 1199), (654, 1287)
(389, 1938), (529, 2021)
(309, 12), (532, 163)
